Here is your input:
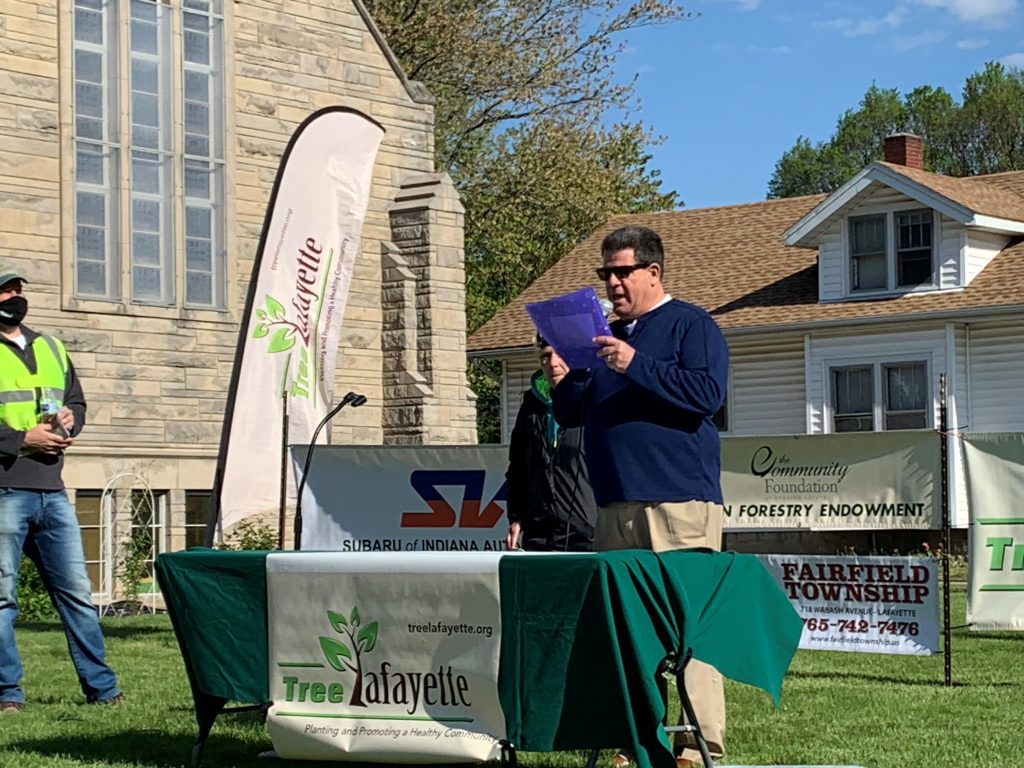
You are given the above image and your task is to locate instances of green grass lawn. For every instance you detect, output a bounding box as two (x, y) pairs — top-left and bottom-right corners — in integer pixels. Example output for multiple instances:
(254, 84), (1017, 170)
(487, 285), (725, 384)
(0, 585), (1021, 768)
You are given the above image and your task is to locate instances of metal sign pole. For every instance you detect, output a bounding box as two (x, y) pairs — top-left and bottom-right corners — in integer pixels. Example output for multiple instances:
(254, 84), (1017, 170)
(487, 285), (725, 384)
(278, 391), (289, 550)
(939, 373), (953, 687)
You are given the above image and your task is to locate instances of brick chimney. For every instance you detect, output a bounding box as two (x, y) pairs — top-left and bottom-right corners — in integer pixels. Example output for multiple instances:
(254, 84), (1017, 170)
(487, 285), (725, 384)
(883, 133), (924, 170)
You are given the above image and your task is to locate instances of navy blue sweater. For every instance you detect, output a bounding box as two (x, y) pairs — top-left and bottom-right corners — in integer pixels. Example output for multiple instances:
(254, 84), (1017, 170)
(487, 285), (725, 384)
(552, 299), (729, 507)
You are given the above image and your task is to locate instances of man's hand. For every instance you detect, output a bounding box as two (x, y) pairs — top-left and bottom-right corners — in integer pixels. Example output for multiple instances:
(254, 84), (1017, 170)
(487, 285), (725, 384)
(57, 407), (75, 434)
(506, 521), (522, 550)
(594, 335), (636, 373)
(24, 423), (73, 454)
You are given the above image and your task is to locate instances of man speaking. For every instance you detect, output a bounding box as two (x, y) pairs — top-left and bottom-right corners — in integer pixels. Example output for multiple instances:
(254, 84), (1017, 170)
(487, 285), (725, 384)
(552, 225), (729, 766)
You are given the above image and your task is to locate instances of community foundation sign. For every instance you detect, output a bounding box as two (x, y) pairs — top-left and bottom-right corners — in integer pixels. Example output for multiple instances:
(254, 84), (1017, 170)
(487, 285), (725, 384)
(722, 432), (940, 530)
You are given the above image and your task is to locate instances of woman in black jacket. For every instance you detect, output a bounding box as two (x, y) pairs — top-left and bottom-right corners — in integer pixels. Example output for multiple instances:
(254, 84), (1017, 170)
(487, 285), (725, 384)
(505, 336), (596, 552)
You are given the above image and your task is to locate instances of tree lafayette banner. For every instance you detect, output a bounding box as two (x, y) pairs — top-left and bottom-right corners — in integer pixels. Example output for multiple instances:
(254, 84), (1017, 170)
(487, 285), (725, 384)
(757, 554), (939, 655)
(963, 433), (1024, 631)
(212, 108), (384, 534)
(296, 433), (940, 551)
(721, 433), (939, 530)
(266, 552), (505, 762)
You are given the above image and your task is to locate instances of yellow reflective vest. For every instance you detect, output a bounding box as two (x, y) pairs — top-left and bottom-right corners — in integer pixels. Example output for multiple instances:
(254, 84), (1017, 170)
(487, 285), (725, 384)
(0, 335), (68, 435)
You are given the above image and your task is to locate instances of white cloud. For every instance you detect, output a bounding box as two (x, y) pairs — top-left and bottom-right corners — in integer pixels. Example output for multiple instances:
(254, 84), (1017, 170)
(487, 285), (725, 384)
(894, 29), (948, 50)
(913, 0), (1017, 22)
(707, 0), (762, 9)
(709, 40), (789, 54)
(747, 44), (793, 54)
(1001, 51), (1024, 67)
(817, 7), (907, 36)
(956, 37), (990, 48)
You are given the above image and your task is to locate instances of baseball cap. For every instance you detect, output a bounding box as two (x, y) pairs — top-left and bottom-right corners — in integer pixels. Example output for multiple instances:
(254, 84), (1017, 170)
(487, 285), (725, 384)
(0, 270), (27, 289)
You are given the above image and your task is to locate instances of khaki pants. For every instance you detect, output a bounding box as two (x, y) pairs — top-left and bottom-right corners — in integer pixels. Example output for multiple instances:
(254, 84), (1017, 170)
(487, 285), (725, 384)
(595, 500), (726, 761)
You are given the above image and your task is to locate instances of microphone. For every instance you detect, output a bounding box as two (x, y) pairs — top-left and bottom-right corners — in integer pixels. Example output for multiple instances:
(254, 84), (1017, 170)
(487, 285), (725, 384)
(293, 392), (367, 549)
(599, 298), (615, 318)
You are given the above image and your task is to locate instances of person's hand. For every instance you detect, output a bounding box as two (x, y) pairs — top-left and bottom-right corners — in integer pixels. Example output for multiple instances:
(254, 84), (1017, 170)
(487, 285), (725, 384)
(594, 335), (636, 373)
(506, 522), (522, 550)
(23, 423), (73, 454)
(57, 407), (75, 434)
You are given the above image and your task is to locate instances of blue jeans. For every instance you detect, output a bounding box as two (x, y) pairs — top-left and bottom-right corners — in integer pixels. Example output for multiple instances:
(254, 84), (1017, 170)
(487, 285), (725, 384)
(0, 489), (120, 704)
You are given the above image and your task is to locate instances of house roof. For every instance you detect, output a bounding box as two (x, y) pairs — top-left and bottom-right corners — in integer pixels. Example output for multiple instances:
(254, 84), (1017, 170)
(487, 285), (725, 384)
(785, 163), (1024, 247)
(468, 170), (1024, 356)
(879, 162), (1024, 223)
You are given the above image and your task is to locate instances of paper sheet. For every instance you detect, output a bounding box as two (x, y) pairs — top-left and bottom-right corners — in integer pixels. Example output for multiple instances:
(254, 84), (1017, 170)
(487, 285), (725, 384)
(525, 287), (612, 369)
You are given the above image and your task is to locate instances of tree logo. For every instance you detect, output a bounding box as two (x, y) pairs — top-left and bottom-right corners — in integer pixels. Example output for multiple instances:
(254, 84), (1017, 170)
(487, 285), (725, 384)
(318, 607), (379, 707)
(250, 293), (316, 400)
(252, 295), (299, 353)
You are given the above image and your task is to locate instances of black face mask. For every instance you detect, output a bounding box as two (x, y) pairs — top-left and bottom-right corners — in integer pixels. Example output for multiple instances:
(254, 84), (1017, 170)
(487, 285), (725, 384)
(0, 296), (27, 326)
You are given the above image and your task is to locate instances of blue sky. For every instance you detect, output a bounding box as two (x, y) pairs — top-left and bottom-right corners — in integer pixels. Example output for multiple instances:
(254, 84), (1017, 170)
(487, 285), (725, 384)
(614, 0), (1024, 209)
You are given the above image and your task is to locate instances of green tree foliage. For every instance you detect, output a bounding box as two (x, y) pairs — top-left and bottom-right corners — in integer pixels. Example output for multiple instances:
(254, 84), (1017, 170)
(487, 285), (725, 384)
(769, 63), (1024, 199)
(119, 529), (153, 605)
(217, 519), (279, 550)
(363, 1), (686, 440)
(464, 121), (676, 331)
(16, 558), (57, 623)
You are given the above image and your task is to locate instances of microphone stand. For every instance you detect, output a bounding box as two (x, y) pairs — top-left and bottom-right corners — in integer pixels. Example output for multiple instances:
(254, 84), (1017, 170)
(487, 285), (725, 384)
(292, 391), (367, 550)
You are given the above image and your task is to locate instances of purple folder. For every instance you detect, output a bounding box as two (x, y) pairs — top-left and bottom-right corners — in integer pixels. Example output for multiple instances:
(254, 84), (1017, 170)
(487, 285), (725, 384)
(525, 287), (613, 370)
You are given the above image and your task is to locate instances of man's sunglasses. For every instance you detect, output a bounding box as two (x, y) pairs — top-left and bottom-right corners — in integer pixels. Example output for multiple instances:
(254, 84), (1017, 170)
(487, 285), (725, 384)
(596, 262), (651, 281)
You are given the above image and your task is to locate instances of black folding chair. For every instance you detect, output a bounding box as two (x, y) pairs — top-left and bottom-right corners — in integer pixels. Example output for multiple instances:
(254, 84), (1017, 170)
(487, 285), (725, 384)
(578, 648), (715, 768)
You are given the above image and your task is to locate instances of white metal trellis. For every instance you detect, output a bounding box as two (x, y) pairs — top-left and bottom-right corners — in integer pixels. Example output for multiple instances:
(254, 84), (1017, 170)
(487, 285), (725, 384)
(99, 472), (157, 616)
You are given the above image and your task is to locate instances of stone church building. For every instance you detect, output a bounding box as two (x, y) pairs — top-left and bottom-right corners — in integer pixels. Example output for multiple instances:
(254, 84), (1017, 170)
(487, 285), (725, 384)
(0, 0), (476, 599)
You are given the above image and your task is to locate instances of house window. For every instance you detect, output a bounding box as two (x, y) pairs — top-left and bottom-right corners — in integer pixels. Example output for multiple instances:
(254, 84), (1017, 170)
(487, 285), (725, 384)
(184, 491), (211, 549)
(129, 0), (174, 303)
(895, 210), (933, 287)
(183, 0), (225, 307)
(129, 490), (167, 594)
(832, 366), (874, 432)
(72, 0), (226, 309)
(76, 490), (106, 596)
(831, 362), (928, 432)
(849, 215), (886, 291)
(883, 363), (928, 429)
(848, 209), (934, 293)
(74, 0), (120, 298)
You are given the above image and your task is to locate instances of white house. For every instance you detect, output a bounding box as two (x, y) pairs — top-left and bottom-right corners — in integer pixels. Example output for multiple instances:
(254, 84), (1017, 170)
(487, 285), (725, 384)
(468, 135), (1024, 535)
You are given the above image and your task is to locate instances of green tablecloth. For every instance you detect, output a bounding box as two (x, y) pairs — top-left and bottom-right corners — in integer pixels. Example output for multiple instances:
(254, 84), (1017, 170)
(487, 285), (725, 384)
(156, 549), (802, 768)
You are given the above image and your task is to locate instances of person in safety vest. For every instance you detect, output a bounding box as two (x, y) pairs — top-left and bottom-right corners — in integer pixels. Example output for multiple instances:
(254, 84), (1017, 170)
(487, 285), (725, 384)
(0, 269), (122, 713)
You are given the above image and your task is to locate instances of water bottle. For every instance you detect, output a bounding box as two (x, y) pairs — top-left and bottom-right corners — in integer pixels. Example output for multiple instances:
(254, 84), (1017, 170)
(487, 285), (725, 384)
(40, 400), (68, 438)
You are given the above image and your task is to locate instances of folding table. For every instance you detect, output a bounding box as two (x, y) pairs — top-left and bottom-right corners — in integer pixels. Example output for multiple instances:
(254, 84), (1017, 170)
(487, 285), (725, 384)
(156, 548), (803, 768)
